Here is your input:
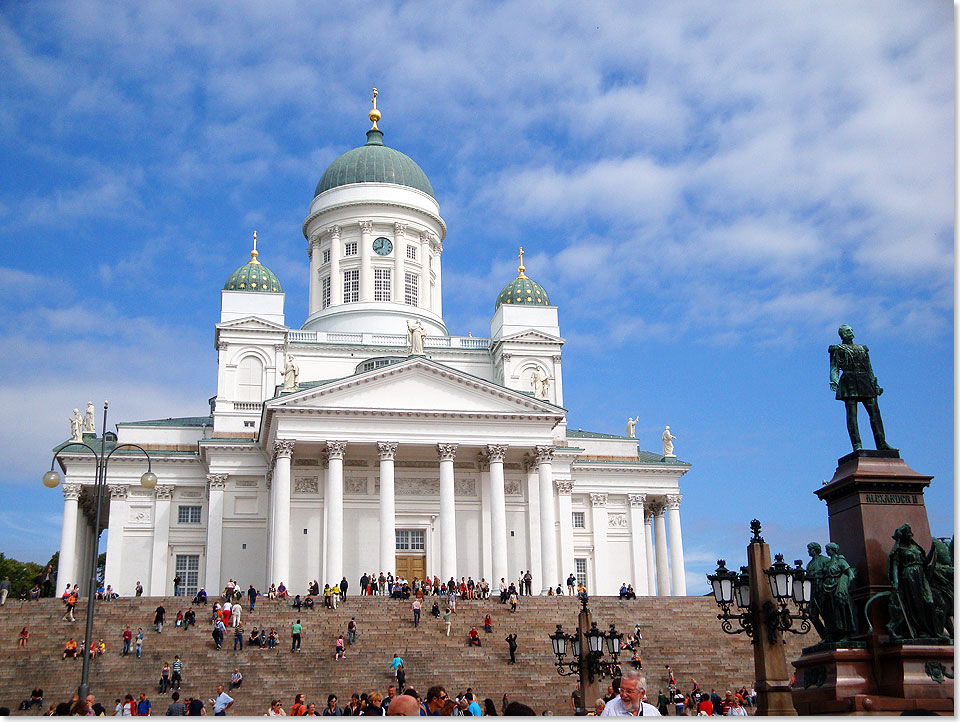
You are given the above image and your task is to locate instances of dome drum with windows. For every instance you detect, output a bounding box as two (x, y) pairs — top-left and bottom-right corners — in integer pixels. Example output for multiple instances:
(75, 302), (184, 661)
(495, 247), (550, 309)
(223, 231), (283, 293)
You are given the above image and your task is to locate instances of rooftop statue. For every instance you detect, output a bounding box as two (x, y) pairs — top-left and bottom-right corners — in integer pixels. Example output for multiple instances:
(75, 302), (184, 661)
(83, 401), (96, 434)
(406, 320), (426, 356)
(662, 426), (676, 457)
(530, 365), (549, 400)
(282, 355), (299, 391)
(829, 324), (894, 453)
(69, 408), (83, 442)
(626, 416), (637, 439)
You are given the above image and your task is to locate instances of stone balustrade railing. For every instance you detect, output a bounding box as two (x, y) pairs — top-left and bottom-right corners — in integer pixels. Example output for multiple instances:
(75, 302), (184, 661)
(287, 330), (489, 350)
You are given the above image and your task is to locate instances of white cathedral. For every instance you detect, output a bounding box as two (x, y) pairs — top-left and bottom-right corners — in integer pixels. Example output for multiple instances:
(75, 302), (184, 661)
(52, 97), (690, 599)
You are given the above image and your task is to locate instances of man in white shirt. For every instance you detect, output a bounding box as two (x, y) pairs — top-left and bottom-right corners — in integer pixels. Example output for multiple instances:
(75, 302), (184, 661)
(602, 673), (661, 716)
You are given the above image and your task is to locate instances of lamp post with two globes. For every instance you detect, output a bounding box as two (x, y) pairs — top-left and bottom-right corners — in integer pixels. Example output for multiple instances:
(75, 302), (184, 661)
(43, 401), (157, 700)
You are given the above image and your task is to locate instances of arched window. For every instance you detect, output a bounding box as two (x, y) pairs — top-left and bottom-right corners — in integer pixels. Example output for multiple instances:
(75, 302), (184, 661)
(236, 356), (264, 402)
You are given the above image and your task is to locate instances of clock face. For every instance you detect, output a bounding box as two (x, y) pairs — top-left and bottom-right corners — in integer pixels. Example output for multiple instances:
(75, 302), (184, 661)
(373, 237), (393, 255)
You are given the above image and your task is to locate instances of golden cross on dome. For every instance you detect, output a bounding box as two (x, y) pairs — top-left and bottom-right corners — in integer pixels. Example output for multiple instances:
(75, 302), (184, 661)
(369, 88), (381, 130)
(250, 230), (260, 264)
(517, 246), (526, 277)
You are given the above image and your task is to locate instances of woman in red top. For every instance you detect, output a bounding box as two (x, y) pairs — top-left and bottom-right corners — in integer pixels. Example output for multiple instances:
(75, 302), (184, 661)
(18, 627), (28, 648)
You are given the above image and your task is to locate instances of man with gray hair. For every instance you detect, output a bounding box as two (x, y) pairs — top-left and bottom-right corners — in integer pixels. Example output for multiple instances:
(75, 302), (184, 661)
(602, 672), (660, 716)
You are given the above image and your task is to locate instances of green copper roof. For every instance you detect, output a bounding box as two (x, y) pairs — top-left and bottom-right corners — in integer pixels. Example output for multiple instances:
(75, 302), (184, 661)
(118, 416), (213, 427)
(224, 260), (282, 293)
(495, 274), (550, 310)
(315, 129), (435, 199)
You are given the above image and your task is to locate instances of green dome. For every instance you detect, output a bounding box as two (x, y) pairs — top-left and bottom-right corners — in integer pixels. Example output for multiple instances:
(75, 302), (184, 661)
(224, 239), (282, 293)
(315, 129), (435, 199)
(495, 273), (550, 310)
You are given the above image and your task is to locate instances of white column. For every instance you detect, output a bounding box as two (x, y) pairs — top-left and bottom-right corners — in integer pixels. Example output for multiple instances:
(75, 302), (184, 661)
(644, 509), (656, 596)
(56, 483), (82, 591)
(359, 220), (373, 302)
(266, 472), (274, 585)
(628, 494), (650, 596)
(589, 493), (609, 595)
(329, 225), (342, 307)
(104, 485), (127, 591)
(150, 485), (174, 596)
(378, 442), (397, 576)
(308, 236), (320, 315)
(437, 443), (458, 582)
(652, 501), (670, 596)
(555, 480), (575, 587)
(205, 474), (227, 594)
(525, 462), (542, 587)
(666, 494), (687, 596)
(432, 236), (442, 316)
(487, 445), (509, 586)
(272, 441), (294, 587)
(419, 232), (431, 312)
(536, 445), (558, 594)
(393, 223), (406, 304)
(480, 459), (492, 581)
(324, 441), (346, 585)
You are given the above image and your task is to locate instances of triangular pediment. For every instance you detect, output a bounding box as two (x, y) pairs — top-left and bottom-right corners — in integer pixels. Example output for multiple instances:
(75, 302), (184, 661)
(267, 357), (565, 417)
(216, 316), (288, 332)
(496, 329), (564, 344)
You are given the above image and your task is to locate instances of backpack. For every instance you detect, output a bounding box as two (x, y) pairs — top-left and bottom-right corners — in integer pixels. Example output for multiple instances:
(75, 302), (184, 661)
(18, 700), (30, 711)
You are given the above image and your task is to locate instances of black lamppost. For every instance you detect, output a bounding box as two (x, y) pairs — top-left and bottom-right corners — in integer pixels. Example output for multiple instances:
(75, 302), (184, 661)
(548, 595), (623, 706)
(705, 520), (813, 716)
(44, 401), (156, 701)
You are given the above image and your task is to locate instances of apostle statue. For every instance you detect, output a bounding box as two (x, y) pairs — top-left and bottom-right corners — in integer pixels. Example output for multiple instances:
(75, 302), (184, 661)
(282, 354), (299, 391)
(829, 324), (894, 452)
(530, 365), (549, 400)
(69, 408), (83, 442)
(626, 416), (637, 439)
(662, 425), (677, 457)
(83, 401), (96, 435)
(407, 320), (426, 356)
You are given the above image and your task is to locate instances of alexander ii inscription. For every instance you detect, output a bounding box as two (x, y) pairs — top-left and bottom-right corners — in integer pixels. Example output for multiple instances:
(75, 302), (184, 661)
(861, 492), (921, 505)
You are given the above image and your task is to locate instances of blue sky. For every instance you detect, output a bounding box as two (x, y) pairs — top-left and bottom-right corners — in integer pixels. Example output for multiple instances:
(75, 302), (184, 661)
(0, 1), (953, 593)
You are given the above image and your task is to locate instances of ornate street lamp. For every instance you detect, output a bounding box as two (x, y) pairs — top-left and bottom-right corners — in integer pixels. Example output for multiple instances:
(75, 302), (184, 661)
(44, 401), (156, 701)
(705, 520), (813, 715)
(547, 594), (622, 706)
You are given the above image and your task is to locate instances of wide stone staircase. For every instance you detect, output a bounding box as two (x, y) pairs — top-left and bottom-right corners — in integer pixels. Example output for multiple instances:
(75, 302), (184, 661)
(0, 595), (806, 715)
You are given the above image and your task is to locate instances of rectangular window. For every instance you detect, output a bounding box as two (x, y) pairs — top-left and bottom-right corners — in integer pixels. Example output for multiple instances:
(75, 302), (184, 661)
(177, 506), (201, 524)
(406, 245), (417, 260)
(374, 268), (391, 302)
(410, 529), (425, 550)
(175, 554), (200, 597)
(344, 241), (358, 257)
(343, 269), (359, 303)
(395, 530), (409, 550)
(395, 529), (425, 551)
(322, 249), (331, 264)
(321, 275), (331, 309)
(572, 511), (585, 529)
(575, 558), (588, 588)
(404, 272), (419, 306)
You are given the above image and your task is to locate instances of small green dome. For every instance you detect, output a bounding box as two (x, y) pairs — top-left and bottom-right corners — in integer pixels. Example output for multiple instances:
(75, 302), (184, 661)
(495, 274), (550, 310)
(315, 129), (435, 199)
(224, 234), (282, 293)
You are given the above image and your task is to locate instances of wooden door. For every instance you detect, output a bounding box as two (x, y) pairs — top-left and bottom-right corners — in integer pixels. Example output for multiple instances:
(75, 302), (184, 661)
(396, 555), (426, 580)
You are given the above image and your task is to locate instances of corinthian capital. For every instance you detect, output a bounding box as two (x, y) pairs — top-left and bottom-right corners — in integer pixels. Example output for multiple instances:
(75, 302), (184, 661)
(377, 441), (398, 460)
(274, 440), (295, 458)
(590, 492), (608, 507)
(628, 493), (646, 509)
(206, 474), (227, 490)
(534, 445), (555, 465)
(62, 483), (82, 501)
(666, 494), (682, 510)
(329, 225), (341, 241)
(554, 479), (574, 495)
(394, 222), (407, 238)
(437, 443), (458, 462)
(486, 444), (507, 463)
(326, 440), (347, 460)
(108, 484), (128, 500)
(649, 501), (667, 517)
(154, 484), (175, 501)
(359, 220), (374, 234)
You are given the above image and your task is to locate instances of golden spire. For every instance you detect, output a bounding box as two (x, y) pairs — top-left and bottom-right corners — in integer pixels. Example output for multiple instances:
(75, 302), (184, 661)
(517, 246), (526, 277)
(249, 230), (261, 264)
(369, 88), (381, 130)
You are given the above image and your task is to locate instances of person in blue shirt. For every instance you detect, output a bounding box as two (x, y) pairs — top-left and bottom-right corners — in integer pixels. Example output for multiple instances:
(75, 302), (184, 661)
(465, 693), (482, 717)
(136, 693), (151, 716)
(212, 685), (234, 715)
